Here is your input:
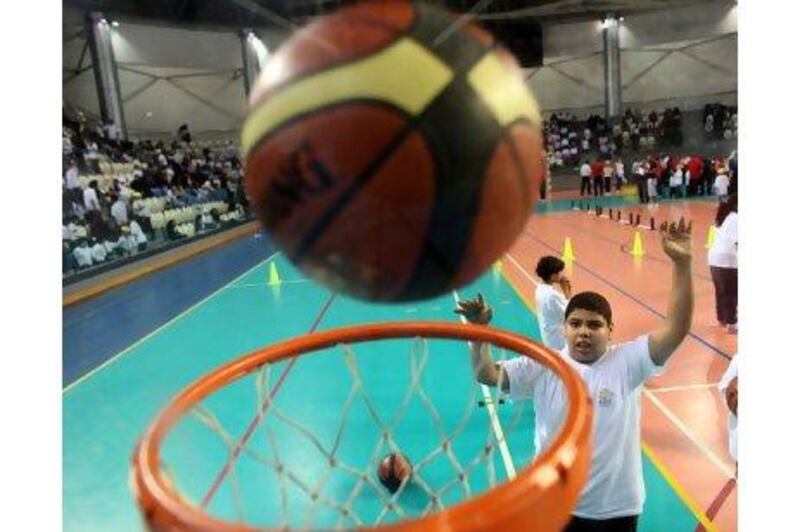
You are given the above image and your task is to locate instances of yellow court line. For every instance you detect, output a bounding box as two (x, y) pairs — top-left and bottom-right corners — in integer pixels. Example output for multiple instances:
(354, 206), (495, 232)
(642, 442), (718, 532)
(498, 254), (718, 530)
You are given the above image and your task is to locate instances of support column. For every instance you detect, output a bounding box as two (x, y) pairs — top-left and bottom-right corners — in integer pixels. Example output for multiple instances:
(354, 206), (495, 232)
(240, 30), (269, 97)
(86, 12), (126, 140)
(602, 15), (623, 123)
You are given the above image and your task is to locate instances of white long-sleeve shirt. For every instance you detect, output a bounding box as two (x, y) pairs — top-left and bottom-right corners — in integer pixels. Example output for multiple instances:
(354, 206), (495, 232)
(83, 188), (100, 211)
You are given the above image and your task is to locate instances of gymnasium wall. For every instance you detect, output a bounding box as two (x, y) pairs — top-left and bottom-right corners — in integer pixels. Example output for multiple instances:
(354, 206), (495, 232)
(62, 1), (737, 136)
(530, 0), (737, 113)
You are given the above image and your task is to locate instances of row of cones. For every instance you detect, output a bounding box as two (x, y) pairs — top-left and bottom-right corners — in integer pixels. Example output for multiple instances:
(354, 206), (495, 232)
(560, 224), (716, 261)
(264, 225), (717, 284)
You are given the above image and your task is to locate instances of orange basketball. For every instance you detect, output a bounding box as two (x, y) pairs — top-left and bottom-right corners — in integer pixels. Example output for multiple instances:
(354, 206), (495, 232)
(377, 452), (412, 494)
(242, 0), (544, 301)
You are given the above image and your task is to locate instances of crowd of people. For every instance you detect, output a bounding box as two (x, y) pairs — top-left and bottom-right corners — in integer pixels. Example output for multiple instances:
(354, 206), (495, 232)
(62, 114), (250, 276)
(703, 102), (738, 141)
(576, 151), (737, 204)
(545, 107), (684, 169)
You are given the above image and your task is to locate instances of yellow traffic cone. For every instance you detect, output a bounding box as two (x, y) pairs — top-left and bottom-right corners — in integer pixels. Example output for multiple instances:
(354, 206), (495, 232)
(630, 231), (646, 257)
(268, 261), (282, 286)
(561, 237), (576, 262)
(492, 259), (503, 277)
(705, 225), (717, 249)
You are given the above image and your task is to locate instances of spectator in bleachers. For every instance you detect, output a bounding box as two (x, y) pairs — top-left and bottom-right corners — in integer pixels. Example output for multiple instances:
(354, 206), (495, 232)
(72, 239), (93, 270)
(89, 238), (108, 265)
(110, 195), (129, 226)
(83, 180), (101, 212)
(177, 123), (192, 143)
(61, 116), (250, 276)
(166, 220), (185, 241)
(83, 139), (100, 173)
(115, 226), (137, 256)
(129, 219), (148, 251)
(64, 158), (80, 192)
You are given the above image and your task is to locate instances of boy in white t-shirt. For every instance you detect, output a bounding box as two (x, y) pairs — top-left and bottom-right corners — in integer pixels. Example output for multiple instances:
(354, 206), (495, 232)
(534, 256), (572, 351)
(456, 219), (694, 532)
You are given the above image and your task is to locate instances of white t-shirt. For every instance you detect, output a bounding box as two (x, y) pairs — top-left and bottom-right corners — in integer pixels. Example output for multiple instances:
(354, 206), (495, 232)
(90, 243), (107, 263)
(708, 212), (738, 268)
(718, 355), (738, 461)
(502, 335), (663, 519)
(111, 200), (128, 226)
(534, 283), (568, 350)
(83, 187), (100, 211)
(647, 177), (658, 198)
(130, 220), (148, 245)
(670, 170), (683, 188)
(713, 174), (729, 197)
(580, 164), (592, 177)
(65, 166), (79, 189)
(73, 246), (93, 267)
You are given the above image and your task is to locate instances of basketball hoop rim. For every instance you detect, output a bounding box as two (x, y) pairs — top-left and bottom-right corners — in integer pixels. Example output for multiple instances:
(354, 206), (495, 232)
(132, 321), (592, 531)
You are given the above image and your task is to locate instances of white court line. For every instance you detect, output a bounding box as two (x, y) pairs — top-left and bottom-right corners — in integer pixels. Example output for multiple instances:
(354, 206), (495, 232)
(452, 291), (516, 480)
(227, 279), (311, 289)
(648, 383), (720, 393)
(644, 389), (735, 479)
(63, 252), (279, 395)
(505, 251), (735, 479)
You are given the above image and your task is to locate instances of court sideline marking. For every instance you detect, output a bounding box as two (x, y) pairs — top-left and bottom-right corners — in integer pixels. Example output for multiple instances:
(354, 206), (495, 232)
(63, 252), (278, 395)
(502, 252), (720, 531)
(451, 291), (517, 479)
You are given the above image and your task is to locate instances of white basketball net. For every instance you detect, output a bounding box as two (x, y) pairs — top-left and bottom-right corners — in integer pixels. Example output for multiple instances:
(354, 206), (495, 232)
(161, 337), (539, 529)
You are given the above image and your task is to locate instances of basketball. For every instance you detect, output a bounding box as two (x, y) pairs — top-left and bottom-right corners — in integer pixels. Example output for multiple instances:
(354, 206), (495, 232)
(377, 452), (412, 494)
(242, 0), (544, 302)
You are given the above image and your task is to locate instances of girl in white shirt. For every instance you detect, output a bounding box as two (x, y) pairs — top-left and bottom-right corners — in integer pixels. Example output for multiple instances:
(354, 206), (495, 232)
(708, 195), (738, 332)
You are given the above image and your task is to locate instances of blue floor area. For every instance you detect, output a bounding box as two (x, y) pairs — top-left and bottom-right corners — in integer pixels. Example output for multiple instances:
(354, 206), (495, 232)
(535, 194), (717, 214)
(62, 231), (276, 387)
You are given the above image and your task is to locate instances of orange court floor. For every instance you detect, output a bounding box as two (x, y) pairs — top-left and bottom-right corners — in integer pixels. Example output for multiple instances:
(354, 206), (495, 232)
(501, 196), (737, 531)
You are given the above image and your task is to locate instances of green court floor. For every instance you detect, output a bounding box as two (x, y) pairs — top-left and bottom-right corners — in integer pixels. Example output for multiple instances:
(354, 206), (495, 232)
(63, 255), (698, 531)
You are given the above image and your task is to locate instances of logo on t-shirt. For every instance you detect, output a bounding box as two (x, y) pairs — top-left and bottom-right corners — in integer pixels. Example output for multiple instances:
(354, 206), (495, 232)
(597, 388), (615, 407)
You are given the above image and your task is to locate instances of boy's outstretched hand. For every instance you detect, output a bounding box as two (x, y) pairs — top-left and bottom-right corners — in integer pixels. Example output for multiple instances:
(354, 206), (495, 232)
(660, 217), (693, 264)
(455, 293), (493, 325)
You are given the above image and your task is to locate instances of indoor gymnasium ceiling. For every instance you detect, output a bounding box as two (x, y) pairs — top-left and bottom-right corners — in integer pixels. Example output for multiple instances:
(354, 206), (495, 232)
(64, 0), (722, 28)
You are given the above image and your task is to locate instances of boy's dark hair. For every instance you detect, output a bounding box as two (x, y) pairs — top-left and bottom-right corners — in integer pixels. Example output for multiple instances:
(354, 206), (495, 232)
(535, 256), (565, 281)
(565, 291), (613, 326)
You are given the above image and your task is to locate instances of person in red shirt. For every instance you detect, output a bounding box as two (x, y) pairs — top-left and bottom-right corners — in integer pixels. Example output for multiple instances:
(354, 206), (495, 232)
(686, 156), (704, 196)
(591, 158), (605, 197)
